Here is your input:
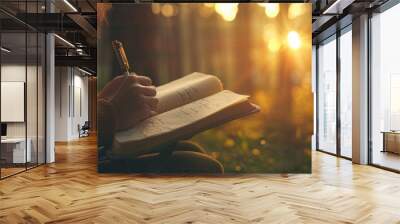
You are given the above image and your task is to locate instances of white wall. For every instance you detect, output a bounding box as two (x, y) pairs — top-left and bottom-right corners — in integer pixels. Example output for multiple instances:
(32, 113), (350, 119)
(55, 67), (69, 141)
(72, 73), (89, 138)
(1, 82), (25, 122)
(55, 67), (89, 141)
(1, 65), (26, 140)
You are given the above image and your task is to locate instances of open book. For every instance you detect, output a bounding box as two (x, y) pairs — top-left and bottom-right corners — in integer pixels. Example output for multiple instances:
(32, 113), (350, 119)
(112, 72), (260, 158)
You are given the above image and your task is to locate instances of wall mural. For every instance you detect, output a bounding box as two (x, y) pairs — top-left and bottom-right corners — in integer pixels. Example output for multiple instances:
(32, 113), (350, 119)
(97, 3), (312, 174)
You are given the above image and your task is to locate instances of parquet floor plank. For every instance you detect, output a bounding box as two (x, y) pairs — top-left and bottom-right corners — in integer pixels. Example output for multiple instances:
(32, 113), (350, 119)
(1, 135), (400, 223)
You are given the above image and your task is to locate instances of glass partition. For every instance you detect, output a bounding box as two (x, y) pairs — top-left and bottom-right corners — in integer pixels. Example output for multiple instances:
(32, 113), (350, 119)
(1, 31), (28, 177)
(0, 1), (46, 179)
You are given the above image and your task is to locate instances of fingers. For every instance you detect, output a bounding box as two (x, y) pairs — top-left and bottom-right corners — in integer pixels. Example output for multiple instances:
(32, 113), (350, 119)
(136, 76), (152, 85)
(129, 83), (156, 96)
(119, 84), (158, 110)
(135, 84), (157, 96)
(113, 74), (136, 85)
(130, 73), (152, 86)
(142, 95), (159, 110)
(99, 75), (136, 99)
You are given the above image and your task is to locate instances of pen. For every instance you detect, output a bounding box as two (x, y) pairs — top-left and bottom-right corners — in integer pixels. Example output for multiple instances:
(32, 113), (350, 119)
(112, 40), (130, 75)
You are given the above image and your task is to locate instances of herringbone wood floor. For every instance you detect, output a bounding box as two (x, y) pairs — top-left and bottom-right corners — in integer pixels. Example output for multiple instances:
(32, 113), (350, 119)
(1, 135), (400, 224)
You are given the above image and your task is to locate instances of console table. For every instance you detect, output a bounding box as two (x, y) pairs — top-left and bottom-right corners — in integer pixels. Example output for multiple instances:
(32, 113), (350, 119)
(382, 131), (400, 154)
(1, 138), (32, 164)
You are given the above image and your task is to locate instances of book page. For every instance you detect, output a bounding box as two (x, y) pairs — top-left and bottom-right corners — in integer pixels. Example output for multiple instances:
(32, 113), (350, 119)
(115, 90), (248, 144)
(156, 72), (223, 113)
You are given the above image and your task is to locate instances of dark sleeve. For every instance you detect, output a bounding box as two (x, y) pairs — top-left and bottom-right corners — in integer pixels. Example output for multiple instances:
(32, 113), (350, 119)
(97, 98), (116, 149)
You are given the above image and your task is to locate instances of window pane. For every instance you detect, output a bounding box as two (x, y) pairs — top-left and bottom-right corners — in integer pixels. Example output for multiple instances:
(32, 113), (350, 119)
(312, 45), (317, 151)
(340, 29), (352, 158)
(371, 4), (400, 171)
(318, 37), (337, 154)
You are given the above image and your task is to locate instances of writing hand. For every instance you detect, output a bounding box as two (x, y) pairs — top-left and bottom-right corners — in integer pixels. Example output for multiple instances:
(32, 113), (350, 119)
(99, 73), (158, 131)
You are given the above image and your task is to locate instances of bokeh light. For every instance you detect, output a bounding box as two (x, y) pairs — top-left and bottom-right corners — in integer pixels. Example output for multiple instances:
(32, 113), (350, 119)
(268, 38), (281, 53)
(161, 4), (174, 18)
(288, 31), (301, 49)
(263, 25), (281, 53)
(288, 4), (306, 19)
(214, 3), (239, 22)
(264, 4), (280, 18)
(151, 4), (161, 15)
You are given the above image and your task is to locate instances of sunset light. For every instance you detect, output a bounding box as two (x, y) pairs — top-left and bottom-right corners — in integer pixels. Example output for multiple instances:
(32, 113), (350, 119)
(264, 4), (280, 18)
(214, 3), (239, 22)
(288, 31), (301, 49)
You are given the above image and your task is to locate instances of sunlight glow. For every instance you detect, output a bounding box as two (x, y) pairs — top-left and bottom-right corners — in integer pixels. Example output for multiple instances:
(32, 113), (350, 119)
(264, 4), (280, 18)
(214, 3), (239, 22)
(161, 4), (175, 17)
(263, 26), (281, 53)
(204, 3), (215, 8)
(288, 4), (306, 19)
(268, 38), (281, 53)
(151, 4), (161, 15)
(288, 31), (301, 49)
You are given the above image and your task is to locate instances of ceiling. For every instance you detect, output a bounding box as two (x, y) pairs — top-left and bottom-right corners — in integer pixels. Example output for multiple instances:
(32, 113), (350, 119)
(0, 0), (394, 73)
(311, 0), (390, 43)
